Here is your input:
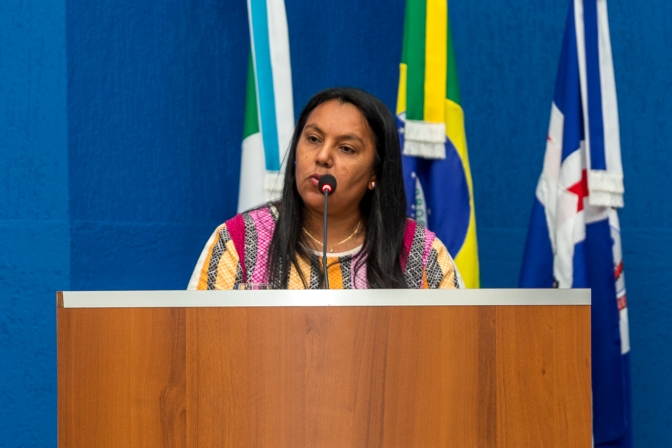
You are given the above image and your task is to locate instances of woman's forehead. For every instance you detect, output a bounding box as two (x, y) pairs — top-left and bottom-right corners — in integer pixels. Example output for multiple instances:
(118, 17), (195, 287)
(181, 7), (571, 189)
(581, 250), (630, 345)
(304, 100), (372, 140)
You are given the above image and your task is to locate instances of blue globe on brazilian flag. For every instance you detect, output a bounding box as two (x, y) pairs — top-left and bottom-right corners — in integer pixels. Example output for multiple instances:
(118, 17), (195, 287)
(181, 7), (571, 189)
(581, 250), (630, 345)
(397, 0), (480, 288)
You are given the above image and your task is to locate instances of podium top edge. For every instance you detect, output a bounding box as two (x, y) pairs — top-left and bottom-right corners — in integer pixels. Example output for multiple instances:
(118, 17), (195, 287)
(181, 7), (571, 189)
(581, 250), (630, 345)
(57, 289), (590, 308)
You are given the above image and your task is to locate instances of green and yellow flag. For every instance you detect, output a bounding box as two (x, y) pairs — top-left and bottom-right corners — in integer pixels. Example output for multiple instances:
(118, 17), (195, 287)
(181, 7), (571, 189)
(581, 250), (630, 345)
(397, 0), (480, 287)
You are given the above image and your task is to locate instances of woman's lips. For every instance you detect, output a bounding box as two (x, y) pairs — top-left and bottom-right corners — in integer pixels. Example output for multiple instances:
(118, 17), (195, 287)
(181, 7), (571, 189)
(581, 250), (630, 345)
(309, 174), (321, 187)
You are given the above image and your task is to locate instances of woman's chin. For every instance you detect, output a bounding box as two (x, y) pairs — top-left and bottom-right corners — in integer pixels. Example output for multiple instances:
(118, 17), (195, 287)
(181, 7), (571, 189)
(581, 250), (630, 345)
(298, 191), (325, 213)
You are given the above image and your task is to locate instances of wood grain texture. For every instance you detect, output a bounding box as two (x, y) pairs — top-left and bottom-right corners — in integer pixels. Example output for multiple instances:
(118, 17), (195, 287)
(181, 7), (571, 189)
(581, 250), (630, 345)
(495, 306), (592, 447)
(58, 308), (186, 447)
(186, 306), (590, 447)
(58, 304), (591, 447)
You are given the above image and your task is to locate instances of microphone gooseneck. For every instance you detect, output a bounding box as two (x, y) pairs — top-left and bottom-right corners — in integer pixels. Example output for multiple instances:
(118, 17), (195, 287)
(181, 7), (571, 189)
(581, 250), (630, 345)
(322, 190), (329, 289)
(317, 175), (337, 289)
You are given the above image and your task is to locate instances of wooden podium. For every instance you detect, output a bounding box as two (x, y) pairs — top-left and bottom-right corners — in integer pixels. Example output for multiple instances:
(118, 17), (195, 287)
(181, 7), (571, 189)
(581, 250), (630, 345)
(57, 289), (591, 447)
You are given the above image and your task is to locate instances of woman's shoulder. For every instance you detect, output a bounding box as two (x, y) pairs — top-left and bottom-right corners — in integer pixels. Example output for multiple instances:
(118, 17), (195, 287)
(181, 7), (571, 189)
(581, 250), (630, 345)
(229, 202), (279, 222)
(225, 202), (279, 235)
(400, 218), (437, 281)
(404, 218), (460, 254)
(197, 202), (278, 258)
(401, 218), (464, 288)
(402, 218), (437, 252)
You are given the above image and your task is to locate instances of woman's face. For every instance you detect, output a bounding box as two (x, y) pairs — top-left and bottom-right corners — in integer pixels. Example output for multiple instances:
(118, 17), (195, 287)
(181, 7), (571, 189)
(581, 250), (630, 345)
(295, 99), (377, 218)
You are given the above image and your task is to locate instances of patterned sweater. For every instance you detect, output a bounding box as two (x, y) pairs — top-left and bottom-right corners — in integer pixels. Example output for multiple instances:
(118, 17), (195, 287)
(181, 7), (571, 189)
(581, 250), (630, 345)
(188, 204), (462, 290)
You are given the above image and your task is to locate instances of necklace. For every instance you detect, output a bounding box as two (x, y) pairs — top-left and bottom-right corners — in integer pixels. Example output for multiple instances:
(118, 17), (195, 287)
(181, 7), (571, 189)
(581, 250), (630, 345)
(303, 221), (361, 253)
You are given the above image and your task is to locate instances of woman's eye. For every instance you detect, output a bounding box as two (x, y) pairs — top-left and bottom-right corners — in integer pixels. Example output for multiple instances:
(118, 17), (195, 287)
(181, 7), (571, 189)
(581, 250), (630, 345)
(307, 135), (320, 144)
(341, 146), (355, 154)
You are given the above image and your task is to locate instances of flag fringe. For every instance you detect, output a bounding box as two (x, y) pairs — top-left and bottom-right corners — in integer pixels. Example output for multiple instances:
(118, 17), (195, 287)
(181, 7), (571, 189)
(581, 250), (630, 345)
(588, 170), (624, 207)
(403, 141), (446, 159)
(405, 120), (446, 143)
(264, 170), (284, 202)
(403, 120), (447, 159)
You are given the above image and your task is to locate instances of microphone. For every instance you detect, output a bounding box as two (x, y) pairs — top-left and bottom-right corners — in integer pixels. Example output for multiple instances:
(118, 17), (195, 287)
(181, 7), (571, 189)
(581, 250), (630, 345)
(317, 174), (337, 289)
(318, 174), (337, 195)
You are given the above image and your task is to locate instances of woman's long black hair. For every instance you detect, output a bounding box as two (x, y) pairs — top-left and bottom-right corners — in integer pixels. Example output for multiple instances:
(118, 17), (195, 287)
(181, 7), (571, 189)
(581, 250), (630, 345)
(266, 87), (408, 288)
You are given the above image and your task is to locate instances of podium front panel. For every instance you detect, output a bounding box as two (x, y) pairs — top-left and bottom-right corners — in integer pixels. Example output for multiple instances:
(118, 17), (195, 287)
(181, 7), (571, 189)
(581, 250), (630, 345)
(58, 290), (591, 447)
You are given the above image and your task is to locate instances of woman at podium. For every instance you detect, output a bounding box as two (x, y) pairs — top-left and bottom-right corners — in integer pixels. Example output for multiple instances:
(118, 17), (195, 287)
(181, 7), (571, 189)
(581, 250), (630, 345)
(188, 88), (463, 290)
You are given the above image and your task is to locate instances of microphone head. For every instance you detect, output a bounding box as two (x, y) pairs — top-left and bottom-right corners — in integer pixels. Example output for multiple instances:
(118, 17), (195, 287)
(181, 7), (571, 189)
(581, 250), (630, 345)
(318, 174), (337, 194)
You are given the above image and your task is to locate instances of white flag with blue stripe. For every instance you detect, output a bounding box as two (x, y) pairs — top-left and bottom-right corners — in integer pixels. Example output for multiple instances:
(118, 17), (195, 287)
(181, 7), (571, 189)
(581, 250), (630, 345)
(238, 0), (294, 212)
(519, 1), (631, 446)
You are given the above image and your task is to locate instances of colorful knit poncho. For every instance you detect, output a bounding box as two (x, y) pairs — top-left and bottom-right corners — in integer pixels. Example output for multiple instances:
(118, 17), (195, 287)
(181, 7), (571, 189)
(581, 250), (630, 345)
(188, 204), (462, 290)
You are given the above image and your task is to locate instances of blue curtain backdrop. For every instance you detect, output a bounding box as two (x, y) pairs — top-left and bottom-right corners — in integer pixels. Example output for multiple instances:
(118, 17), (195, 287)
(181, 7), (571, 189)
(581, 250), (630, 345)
(1, 0), (670, 445)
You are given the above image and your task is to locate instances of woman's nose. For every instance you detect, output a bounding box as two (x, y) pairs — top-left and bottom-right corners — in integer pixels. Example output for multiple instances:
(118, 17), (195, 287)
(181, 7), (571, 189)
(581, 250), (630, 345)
(315, 142), (333, 167)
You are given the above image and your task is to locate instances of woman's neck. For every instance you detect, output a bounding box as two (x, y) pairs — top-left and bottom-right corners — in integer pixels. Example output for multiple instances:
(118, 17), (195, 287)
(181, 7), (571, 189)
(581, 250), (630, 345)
(301, 206), (364, 253)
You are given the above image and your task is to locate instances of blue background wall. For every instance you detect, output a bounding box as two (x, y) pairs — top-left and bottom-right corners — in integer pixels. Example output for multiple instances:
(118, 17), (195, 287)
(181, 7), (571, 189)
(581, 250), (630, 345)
(1, 0), (669, 445)
(1, 0), (69, 444)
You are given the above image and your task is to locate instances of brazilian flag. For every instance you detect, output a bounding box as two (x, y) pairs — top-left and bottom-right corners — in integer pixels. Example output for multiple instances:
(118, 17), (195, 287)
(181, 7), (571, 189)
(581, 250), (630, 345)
(396, 0), (480, 287)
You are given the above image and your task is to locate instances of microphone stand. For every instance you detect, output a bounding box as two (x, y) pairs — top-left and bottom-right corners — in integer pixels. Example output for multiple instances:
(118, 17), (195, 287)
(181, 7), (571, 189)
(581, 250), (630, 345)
(317, 173), (336, 290)
(323, 189), (329, 289)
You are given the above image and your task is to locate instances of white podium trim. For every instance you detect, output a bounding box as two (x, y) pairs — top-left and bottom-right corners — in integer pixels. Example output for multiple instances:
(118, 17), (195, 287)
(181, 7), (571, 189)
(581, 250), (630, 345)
(60, 289), (590, 308)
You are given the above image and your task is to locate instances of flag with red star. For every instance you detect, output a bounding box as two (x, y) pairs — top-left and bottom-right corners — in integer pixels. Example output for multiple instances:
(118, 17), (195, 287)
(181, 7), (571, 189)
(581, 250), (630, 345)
(519, 1), (631, 446)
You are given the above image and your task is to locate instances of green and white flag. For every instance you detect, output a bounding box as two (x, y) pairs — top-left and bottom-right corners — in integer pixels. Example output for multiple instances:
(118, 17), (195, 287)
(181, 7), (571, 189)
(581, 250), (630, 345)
(238, 0), (294, 212)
